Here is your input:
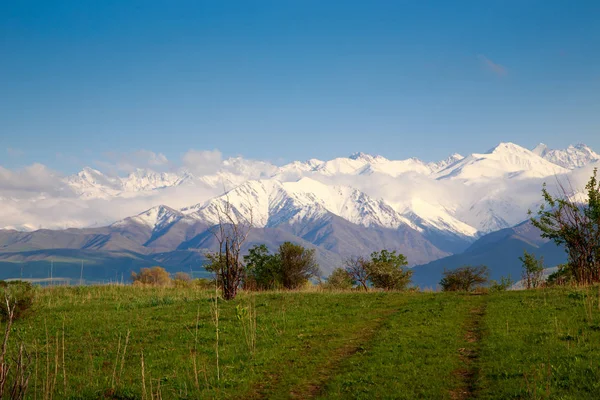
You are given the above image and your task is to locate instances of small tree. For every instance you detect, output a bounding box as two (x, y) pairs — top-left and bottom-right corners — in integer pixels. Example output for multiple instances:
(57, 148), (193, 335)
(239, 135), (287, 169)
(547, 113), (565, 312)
(344, 256), (371, 291)
(205, 195), (253, 300)
(368, 250), (412, 291)
(131, 267), (171, 286)
(530, 168), (600, 284)
(0, 281), (35, 322)
(440, 265), (489, 292)
(489, 275), (514, 292)
(0, 282), (34, 398)
(546, 264), (574, 286)
(326, 268), (353, 290)
(519, 250), (544, 289)
(279, 242), (320, 289)
(244, 244), (282, 290)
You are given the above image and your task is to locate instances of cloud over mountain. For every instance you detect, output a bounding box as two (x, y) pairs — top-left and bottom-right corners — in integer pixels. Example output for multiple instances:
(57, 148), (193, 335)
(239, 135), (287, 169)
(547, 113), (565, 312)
(0, 141), (598, 242)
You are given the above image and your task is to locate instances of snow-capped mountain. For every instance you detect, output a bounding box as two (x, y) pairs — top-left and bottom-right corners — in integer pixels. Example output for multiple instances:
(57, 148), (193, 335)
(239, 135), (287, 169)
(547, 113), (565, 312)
(186, 178), (415, 230)
(121, 170), (191, 192)
(427, 153), (464, 172)
(435, 142), (569, 181)
(533, 143), (600, 169)
(112, 205), (187, 231)
(3, 140), (600, 280)
(3, 141), (600, 247)
(66, 167), (122, 198)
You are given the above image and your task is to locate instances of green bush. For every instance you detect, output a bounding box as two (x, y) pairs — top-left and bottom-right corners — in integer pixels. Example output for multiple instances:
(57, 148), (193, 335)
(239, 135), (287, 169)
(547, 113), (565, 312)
(368, 250), (412, 291)
(547, 264), (574, 286)
(0, 280), (36, 321)
(489, 275), (514, 292)
(244, 244), (282, 290)
(325, 268), (353, 290)
(519, 251), (544, 289)
(439, 265), (489, 292)
(279, 242), (320, 290)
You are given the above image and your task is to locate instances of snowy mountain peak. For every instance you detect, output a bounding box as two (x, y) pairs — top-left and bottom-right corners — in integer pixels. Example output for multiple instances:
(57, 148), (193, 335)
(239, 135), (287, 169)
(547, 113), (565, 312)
(112, 204), (185, 231)
(532, 143), (549, 157)
(189, 177), (414, 231)
(306, 159), (324, 168)
(436, 142), (568, 181)
(122, 169), (184, 192)
(9, 141), (600, 250)
(80, 167), (105, 176)
(486, 142), (531, 155)
(573, 143), (592, 151)
(72, 167), (111, 184)
(428, 153), (465, 172)
(537, 143), (600, 169)
(348, 152), (387, 163)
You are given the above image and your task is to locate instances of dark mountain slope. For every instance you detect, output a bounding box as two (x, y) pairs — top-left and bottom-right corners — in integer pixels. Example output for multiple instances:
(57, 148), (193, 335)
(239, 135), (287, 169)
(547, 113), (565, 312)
(411, 221), (567, 288)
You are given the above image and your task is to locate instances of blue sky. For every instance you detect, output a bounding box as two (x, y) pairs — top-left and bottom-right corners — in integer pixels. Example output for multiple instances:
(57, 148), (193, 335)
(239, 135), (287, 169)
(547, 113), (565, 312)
(1, 0), (599, 173)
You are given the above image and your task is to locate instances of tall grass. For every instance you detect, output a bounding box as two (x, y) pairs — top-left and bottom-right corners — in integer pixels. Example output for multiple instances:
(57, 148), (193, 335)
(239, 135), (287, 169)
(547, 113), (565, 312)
(7, 283), (600, 398)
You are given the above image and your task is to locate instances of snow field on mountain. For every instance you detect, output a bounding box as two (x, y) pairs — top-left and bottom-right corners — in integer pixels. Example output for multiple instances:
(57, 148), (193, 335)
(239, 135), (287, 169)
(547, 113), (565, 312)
(2, 142), (599, 241)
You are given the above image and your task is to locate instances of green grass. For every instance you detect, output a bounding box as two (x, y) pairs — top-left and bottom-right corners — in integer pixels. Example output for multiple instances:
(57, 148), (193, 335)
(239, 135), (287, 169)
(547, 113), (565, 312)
(477, 286), (600, 399)
(317, 293), (484, 399)
(3, 285), (600, 399)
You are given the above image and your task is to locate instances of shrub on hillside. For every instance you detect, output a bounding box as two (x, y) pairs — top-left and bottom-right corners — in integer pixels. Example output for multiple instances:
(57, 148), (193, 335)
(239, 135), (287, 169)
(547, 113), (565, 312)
(368, 250), (412, 291)
(344, 256), (372, 291)
(0, 280), (35, 321)
(520, 251), (544, 289)
(173, 272), (192, 288)
(530, 168), (600, 284)
(279, 242), (320, 289)
(131, 266), (171, 286)
(547, 264), (574, 286)
(325, 268), (353, 290)
(489, 275), (514, 292)
(344, 250), (412, 291)
(439, 265), (489, 292)
(244, 242), (320, 290)
(244, 244), (282, 290)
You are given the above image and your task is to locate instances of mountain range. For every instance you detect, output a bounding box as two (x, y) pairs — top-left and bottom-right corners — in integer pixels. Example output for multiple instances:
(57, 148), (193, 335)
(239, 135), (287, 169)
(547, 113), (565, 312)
(1, 142), (598, 286)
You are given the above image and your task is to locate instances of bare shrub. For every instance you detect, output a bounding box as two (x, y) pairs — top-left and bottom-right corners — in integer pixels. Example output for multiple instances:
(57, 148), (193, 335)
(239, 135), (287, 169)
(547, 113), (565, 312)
(131, 267), (172, 287)
(205, 196), (252, 300)
(344, 256), (372, 291)
(173, 272), (192, 288)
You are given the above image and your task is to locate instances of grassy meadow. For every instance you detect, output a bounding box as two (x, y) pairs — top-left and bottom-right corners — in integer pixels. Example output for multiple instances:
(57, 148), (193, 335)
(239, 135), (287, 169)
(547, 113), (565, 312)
(4, 285), (600, 399)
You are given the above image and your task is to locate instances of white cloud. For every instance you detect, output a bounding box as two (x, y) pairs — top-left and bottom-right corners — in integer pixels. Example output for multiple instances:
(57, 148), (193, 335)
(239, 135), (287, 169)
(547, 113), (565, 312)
(97, 149), (170, 175)
(182, 149), (223, 175)
(0, 163), (69, 196)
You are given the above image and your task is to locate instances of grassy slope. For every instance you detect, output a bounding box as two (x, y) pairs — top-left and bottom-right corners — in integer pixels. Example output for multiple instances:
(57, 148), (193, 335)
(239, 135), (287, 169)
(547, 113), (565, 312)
(477, 286), (600, 399)
(5, 286), (600, 399)
(318, 293), (483, 399)
(9, 287), (416, 399)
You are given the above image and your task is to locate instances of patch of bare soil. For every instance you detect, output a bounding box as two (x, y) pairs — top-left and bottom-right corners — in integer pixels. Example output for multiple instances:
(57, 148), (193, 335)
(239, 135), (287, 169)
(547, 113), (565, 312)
(450, 304), (486, 400)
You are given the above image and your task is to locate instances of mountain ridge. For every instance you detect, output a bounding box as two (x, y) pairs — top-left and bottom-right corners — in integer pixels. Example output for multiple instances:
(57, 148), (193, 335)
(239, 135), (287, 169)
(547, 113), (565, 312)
(1, 141), (598, 282)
